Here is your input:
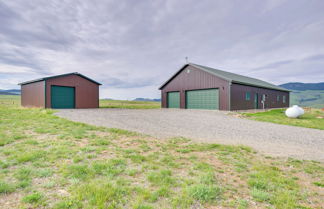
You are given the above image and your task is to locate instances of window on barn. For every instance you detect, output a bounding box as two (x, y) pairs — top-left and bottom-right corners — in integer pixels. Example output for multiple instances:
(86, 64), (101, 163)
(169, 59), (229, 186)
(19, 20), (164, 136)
(277, 95), (280, 102)
(283, 95), (286, 103)
(245, 92), (251, 101)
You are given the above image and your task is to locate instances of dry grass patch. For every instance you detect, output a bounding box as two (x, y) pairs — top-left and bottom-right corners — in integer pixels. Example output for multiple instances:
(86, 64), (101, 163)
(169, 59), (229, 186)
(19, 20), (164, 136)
(0, 102), (323, 208)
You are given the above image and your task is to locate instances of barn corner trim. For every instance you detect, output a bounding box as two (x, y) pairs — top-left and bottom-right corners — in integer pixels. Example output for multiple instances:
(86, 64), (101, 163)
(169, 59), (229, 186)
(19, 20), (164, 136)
(44, 80), (47, 108)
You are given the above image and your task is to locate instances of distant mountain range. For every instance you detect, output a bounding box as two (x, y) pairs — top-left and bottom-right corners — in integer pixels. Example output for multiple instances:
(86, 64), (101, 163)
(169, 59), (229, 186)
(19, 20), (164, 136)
(279, 82), (324, 108)
(101, 98), (161, 102)
(0, 89), (21, 95)
(133, 98), (161, 102)
(279, 82), (324, 91)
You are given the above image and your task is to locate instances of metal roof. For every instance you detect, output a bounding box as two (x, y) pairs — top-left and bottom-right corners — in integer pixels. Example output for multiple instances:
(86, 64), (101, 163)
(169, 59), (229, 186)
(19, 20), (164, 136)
(18, 72), (102, 85)
(159, 63), (290, 92)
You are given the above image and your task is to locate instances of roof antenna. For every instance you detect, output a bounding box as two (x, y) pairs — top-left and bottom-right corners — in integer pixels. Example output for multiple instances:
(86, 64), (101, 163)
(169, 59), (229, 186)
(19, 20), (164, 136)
(185, 56), (189, 64)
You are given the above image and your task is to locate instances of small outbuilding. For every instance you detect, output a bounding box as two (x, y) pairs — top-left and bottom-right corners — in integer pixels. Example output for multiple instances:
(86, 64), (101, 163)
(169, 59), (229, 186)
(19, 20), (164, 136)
(19, 72), (101, 109)
(159, 63), (290, 111)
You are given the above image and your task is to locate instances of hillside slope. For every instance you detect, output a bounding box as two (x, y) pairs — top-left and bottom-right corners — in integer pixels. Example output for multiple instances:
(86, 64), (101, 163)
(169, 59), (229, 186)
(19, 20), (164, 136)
(279, 82), (324, 108)
(289, 90), (324, 108)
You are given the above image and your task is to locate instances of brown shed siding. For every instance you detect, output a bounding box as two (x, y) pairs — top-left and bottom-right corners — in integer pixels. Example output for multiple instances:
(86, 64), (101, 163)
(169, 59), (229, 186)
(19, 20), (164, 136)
(161, 65), (230, 110)
(230, 83), (289, 110)
(21, 81), (45, 108)
(45, 74), (99, 108)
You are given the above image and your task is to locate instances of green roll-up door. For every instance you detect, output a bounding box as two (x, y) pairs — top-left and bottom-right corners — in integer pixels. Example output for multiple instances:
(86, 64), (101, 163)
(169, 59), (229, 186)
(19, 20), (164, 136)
(186, 89), (219, 110)
(51, 86), (75, 109)
(167, 92), (180, 108)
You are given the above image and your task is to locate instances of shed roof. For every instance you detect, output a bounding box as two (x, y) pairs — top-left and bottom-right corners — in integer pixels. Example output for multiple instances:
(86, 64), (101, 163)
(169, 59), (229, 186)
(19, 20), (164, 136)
(159, 63), (290, 92)
(18, 72), (102, 85)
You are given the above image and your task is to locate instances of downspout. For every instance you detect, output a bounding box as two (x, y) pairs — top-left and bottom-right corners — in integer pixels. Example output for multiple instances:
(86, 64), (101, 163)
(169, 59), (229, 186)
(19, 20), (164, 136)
(228, 82), (231, 111)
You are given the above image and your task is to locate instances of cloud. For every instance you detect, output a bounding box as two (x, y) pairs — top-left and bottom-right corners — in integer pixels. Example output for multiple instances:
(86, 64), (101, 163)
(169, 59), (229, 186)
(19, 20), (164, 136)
(250, 60), (295, 72)
(303, 54), (324, 61)
(100, 76), (158, 89)
(0, 0), (323, 99)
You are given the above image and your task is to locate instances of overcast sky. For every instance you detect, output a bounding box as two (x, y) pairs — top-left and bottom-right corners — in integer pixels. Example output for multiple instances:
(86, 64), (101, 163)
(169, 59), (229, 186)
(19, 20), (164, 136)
(0, 0), (323, 99)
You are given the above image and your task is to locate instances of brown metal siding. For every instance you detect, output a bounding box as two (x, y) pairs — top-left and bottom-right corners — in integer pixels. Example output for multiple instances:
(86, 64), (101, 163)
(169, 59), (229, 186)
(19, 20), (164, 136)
(230, 83), (290, 110)
(161, 65), (230, 110)
(46, 74), (99, 108)
(21, 81), (45, 108)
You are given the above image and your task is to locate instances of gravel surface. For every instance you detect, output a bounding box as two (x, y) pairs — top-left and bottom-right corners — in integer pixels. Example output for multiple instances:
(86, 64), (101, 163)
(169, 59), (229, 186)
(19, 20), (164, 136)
(56, 109), (324, 161)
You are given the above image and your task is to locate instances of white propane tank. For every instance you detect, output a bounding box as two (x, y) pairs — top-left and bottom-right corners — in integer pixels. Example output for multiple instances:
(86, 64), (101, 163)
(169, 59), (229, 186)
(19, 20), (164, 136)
(298, 106), (305, 115)
(285, 105), (304, 118)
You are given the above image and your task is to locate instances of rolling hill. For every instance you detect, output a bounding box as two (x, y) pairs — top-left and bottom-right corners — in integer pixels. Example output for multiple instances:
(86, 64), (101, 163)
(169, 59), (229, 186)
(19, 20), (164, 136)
(280, 82), (324, 91)
(279, 82), (324, 108)
(0, 89), (21, 95)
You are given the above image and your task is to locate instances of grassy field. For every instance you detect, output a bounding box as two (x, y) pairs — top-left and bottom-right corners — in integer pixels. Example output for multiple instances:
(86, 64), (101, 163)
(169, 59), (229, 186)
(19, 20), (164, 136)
(100, 100), (160, 109)
(290, 90), (324, 108)
(0, 95), (20, 107)
(0, 96), (160, 109)
(242, 108), (324, 130)
(0, 98), (323, 208)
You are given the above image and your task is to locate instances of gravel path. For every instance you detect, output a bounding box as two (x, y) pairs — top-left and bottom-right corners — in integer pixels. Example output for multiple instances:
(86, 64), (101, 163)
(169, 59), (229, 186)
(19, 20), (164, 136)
(56, 109), (324, 161)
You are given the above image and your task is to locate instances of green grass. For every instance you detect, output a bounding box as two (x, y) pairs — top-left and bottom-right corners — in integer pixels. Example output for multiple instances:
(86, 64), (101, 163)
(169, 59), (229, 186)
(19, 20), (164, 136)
(100, 99), (160, 109)
(0, 96), (323, 208)
(251, 188), (271, 202)
(0, 95), (20, 107)
(147, 170), (175, 186)
(248, 165), (300, 208)
(188, 184), (221, 202)
(22, 191), (44, 204)
(0, 181), (16, 194)
(313, 181), (324, 187)
(242, 108), (324, 130)
(69, 179), (129, 208)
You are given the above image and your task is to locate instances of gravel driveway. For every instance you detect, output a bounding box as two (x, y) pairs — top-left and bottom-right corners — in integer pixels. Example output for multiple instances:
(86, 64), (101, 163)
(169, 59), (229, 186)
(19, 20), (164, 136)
(56, 109), (324, 161)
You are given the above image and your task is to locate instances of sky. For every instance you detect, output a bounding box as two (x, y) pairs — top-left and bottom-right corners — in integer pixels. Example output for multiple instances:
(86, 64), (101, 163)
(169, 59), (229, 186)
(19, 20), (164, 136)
(0, 0), (323, 99)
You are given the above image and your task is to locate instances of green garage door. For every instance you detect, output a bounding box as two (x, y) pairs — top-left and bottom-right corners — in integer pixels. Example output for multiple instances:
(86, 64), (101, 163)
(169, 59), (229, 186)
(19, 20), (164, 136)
(167, 92), (180, 108)
(51, 86), (75, 109)
(186, 89), (219, 110)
